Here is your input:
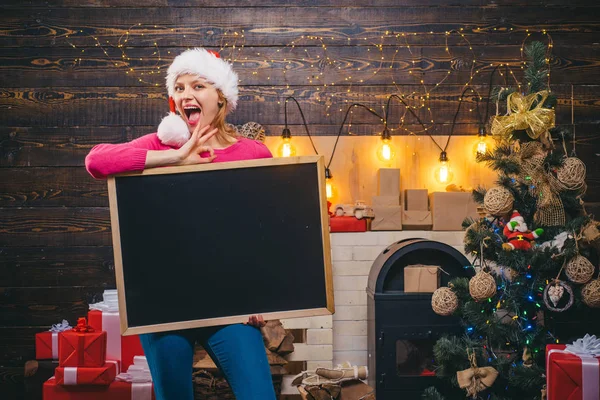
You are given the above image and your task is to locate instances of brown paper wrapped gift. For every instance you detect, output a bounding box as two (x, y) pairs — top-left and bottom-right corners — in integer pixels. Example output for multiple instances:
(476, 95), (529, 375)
(430, 192), (479, 231)
(372, 195), (400, 206)
(405, 189), (429, 211)
(401, 210), (432, 230)
(371, 205), (402, 231)
(404, 265), (440, 293)
(377, 168), (400, 196)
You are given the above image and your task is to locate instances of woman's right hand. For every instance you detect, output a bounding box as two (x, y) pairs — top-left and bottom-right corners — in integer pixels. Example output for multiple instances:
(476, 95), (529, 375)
(175, 125), (218, 165)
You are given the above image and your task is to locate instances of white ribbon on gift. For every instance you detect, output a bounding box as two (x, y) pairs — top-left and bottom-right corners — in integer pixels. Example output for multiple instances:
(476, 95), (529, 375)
(548, 334), (600, 400)
(63, 367), (78, 385)
(131, 382), (153, 400)
(49, 319), (71, 359)
(89, 290), (122, 362)
(116, 355), (153, 383)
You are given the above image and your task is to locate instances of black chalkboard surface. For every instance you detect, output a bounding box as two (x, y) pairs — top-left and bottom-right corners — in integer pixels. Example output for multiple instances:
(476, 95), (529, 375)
(107, 156), (334, 335)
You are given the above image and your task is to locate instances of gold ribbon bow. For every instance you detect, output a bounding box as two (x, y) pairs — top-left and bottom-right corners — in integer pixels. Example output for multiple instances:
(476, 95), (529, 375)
(456, 350), (499, 398)
(491, 90), (555, 144)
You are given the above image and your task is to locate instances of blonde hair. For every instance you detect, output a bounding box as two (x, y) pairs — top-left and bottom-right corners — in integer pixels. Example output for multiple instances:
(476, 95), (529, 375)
(211, 90), (238, 145)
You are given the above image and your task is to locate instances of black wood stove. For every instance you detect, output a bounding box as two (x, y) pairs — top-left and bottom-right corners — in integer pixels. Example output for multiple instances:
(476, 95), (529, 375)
(367, 238), (474, 399)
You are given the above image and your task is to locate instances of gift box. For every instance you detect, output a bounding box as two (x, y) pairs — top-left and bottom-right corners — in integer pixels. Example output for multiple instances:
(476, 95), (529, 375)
(372, 195), (400, 206)
(377, 168), (400, 196)
(36, 320), (72, 360)
(546, 337), (600, 400)
(43, 378), (155, 400)
(404, 265), (440, 293)
(55, 361), (118, 386)
(88, 290), (145, 371)
(401, 210), (432, 230)
(405, 189), (429, 211)
(430, 192), (479, 231)
(329, 216), (367, 232)
(59, 318), (107, 368)
(371, 205), (402, 231)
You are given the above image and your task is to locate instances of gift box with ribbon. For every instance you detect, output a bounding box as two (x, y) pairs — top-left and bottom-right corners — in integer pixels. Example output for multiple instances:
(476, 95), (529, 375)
(54, 360), (119, 386)
(329, 216), (367, 232)
(58, 317), (107, 368)
(36, 320), (71, 360)
(88, 289), (145, 371)
(546, 334), (600, 400)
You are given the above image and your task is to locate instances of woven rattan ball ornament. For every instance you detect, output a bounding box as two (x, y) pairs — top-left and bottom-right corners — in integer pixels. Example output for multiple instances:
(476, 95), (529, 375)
(556, 157), (586, 190)
(565, 255), (595, 284)
(582, 279), (600, 308)
(469, 271), (497, 301)
(483, 186), (514, 216)
(432, 286), (458, 316)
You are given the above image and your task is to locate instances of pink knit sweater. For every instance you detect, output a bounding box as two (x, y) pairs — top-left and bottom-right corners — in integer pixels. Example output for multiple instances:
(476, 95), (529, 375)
(85, 133), (272, 179)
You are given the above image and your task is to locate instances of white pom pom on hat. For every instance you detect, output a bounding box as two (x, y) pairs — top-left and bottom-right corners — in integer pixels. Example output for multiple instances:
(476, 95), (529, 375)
(157, 48), (239, 147)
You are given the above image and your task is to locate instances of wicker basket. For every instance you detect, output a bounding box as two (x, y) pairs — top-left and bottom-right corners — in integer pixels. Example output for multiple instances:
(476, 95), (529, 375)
(193, 369), (283, 400)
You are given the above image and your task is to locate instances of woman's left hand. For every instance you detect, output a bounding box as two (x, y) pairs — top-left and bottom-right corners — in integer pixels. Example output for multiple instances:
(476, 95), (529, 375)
(246, 315), (266, 328)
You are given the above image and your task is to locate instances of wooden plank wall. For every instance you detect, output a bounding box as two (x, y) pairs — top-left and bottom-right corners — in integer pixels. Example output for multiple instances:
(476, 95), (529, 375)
(1, 1), (599, 397)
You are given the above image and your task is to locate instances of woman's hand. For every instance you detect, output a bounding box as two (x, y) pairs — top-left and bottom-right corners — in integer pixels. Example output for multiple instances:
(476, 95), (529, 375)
(246, 315), (266, 328)
(175, 124), (218, 165)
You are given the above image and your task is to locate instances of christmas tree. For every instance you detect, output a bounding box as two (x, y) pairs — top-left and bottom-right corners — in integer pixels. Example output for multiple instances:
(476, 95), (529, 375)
(423, 42), (600, 400)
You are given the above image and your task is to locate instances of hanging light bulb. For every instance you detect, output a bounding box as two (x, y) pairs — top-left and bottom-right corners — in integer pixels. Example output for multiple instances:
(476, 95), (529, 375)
(325, 167), (335, 200)
(277, 128), (296, 157)
(474, 126), (488, 157)
(376, 128), (396, 162)
(434, 151), (454, 184)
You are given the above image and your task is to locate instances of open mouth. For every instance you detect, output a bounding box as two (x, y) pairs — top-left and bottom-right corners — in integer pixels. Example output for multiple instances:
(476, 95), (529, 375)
(183, 106), (202, 124)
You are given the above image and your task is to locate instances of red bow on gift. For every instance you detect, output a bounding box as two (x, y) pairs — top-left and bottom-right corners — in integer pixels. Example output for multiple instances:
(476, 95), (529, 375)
(72, 317), (95, 333)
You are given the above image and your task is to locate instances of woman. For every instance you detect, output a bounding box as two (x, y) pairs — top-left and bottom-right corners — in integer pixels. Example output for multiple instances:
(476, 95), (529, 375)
(85, 48), (276, 400)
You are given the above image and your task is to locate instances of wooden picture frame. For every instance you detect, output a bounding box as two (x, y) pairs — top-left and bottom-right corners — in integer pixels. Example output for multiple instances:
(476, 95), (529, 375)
(107, 156), (334, 335)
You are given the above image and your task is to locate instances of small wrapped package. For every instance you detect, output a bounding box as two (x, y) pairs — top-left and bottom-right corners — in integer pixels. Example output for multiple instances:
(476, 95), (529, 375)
(58, 318), (107, 368)
(404, 265), (440, 293)
(54, 360), (119, 386)
(36, 320), (71, 360)
(330, 216), (367, 232)
(405, 189), (429, 211)
(377, 168), (400, 196)
(401, 210), (433, 230)
(372, 195), (400, 206)
(430, 192), (479, 231)
(371, 205), (402, 231)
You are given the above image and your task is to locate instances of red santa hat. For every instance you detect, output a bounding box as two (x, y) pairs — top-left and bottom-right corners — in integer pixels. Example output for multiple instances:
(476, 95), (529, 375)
(509, 210), (525, 224)
(157, 48), (239, 147)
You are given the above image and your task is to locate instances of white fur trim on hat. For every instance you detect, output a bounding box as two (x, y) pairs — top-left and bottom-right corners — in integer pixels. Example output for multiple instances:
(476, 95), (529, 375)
(157, 112), (190, 147)
(166, 48), (239, 112)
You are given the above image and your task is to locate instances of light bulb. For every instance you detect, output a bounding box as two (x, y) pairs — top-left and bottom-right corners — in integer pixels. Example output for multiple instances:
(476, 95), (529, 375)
(277, 128), (296, 157)
(325, 168), (335, 200)
(474, 126), (488, 157)
(376, 128), (395, 162)
(434, 151), (454, 184)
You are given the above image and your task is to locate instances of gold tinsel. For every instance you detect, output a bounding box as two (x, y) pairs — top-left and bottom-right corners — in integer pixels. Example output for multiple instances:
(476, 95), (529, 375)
(491, 90), (555, 142)
(432, 286), (458, 316)
(556, 157), (586, 190)
(469, 271), (497, 302)
(582, 279), (600, 308)
(565, 255), (595, 284)
(483, 186), (514, 216)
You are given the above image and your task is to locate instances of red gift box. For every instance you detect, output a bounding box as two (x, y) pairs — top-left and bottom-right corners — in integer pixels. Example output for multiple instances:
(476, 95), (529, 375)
(59, 318), (107, 368)
(43, 378), (155, 400)
(36, 331), (60, 360)
(88, 310), (145, 371)
(329, 216), (367, 232)
(546, 344), (600, 400)
(54, 360), (119, 386)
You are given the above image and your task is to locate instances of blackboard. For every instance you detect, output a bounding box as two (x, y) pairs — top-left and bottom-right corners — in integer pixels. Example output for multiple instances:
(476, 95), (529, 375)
(107, 156), (334, 335)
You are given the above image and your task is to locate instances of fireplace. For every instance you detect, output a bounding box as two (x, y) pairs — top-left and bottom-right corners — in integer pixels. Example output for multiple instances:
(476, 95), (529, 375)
(367, 238), (473, 399)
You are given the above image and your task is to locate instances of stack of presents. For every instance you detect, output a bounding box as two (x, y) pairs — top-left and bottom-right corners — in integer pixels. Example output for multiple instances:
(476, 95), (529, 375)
(330, 168), (480, 232)
(34, 290), (154, 400)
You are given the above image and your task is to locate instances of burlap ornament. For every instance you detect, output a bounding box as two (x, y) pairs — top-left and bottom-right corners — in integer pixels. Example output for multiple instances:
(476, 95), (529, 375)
(565, 255), (595, 284)
(581, 220), (600, 247)
(469, 271), (497, 302)
(457, 350), (498, 399)
(483, 186), (514, 216)
(431, 286), (458, 316)
(582, 279), (600, 308)
(556, 157), (586, 190)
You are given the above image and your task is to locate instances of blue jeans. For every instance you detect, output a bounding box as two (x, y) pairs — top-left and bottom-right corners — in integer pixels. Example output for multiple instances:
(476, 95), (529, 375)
(140, 324), (276, 400)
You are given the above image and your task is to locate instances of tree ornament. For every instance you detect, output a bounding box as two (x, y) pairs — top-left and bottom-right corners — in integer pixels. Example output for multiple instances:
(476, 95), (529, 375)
(543, 280), (574, 312)
(582, 279), (600, 308)
(565, 255), (595, 284)
(483, 186), (514, 216)
(456, 349), (498, 399)
(501, 210), (544, 251)
(556, 157), (586, 190)
(581, 220), (600, 248)
(432, 286), (458, 316)
(469, 271), (496, 302)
